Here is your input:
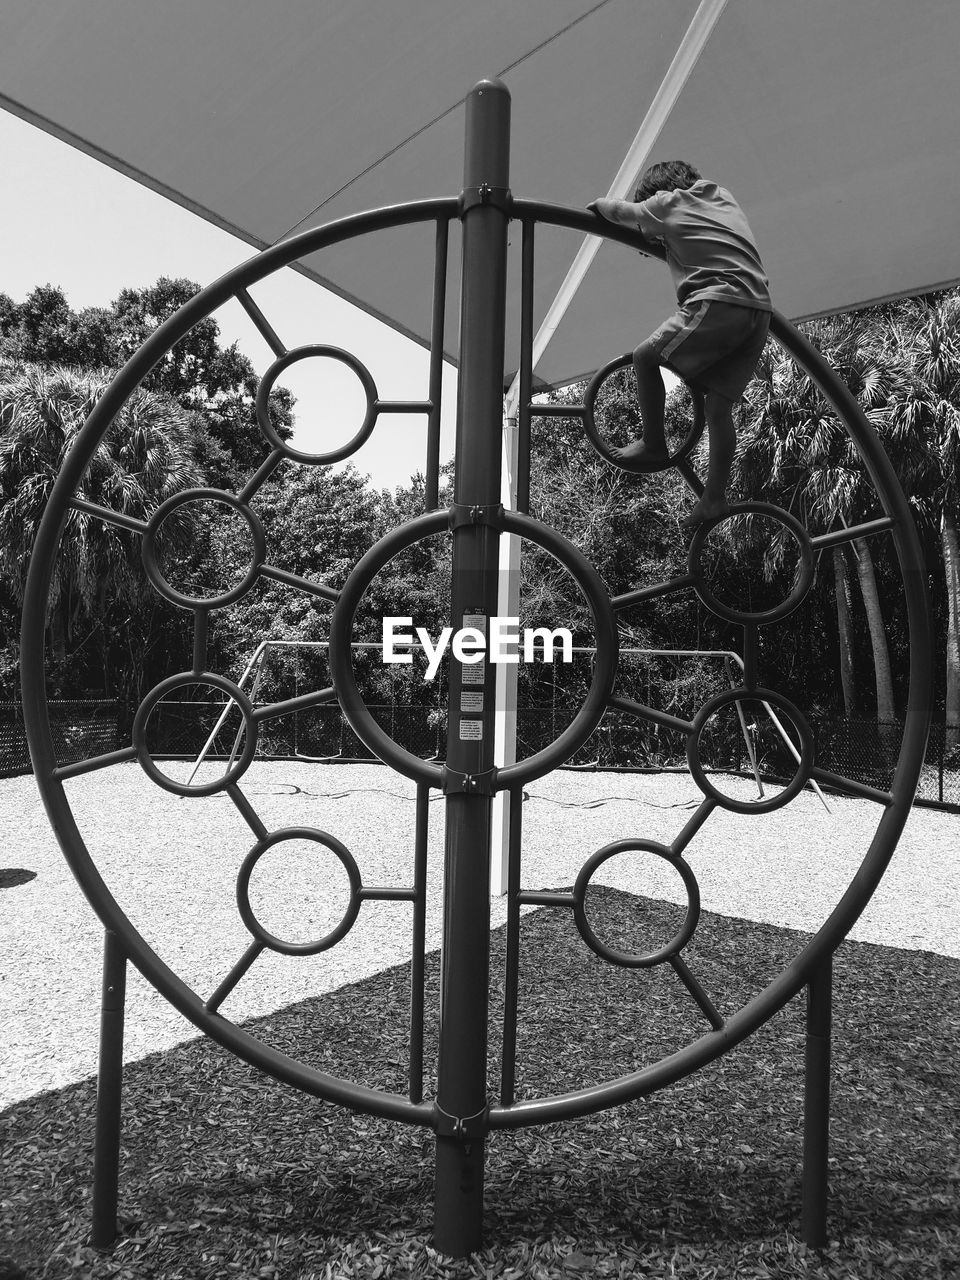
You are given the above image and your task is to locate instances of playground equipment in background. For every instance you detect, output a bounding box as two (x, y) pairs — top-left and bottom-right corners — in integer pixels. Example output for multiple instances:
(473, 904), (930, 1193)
(21, 81), (931, 1258)
(184, 639), (831, 813)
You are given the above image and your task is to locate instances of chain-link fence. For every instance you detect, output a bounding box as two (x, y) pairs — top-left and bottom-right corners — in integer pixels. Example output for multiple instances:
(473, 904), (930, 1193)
(0, 701), (120, 776)
(3, 697), (957, 811)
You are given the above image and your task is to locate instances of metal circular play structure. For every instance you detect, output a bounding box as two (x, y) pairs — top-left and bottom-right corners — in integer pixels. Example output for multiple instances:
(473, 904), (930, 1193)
(21, 81), (932, 1257)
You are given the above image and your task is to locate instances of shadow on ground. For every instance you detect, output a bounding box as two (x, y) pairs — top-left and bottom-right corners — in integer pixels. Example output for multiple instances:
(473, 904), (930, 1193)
(2, 895), (958, 1279)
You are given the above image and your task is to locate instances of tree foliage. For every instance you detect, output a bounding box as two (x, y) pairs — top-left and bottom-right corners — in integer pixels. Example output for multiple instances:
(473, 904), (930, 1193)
(737, 293), (959, 726)
(0, 279), (293, 488)
(2, 272), (958, 745)
(0, 363), (201, 699)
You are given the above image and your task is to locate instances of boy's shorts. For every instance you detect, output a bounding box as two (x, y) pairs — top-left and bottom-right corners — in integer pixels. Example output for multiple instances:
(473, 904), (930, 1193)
(647, 300), (770, 402)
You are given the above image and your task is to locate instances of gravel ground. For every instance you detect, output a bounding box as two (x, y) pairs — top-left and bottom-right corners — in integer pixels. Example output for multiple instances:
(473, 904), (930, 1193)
(2, 760), (957, 1109)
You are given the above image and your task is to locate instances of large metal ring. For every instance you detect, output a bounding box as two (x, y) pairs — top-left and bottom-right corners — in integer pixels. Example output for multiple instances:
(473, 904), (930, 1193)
(329, 508), (619, 790)
(19, 196), (933, 1128)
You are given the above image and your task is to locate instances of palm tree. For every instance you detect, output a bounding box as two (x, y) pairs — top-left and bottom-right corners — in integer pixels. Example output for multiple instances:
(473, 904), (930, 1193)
(879, 292), (960, 741)
(737, 313), (899, 722)
(0, 363), (201, 693)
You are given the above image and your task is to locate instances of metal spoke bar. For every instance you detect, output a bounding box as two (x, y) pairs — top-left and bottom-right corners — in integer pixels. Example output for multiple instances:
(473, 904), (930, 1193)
(376, 399), (434, 415)
(517, 890), (575, 908)
(810, 516), (896, 550)
(251, 686), (338, 724)
(358, 885), (418, 903)
(675, 458), (705, 497)
(608, 694), (694, 736)
(741, 624), (759, 689)
(238, 449), (285, 504)
(68, 495), (148, 534)
(810, 767), (894, 806)
(669, 798), (717, 858)
(205, 940), (266, 1013)
(611, 574), (696, 611)
(670, 954), (725, 1030)
(226, 783), (269, 840)
(257, 563), (340, 602)
(236, 288), (287, 357)
(53, 746), (138, 779)
(192, 608), (209, 675)
(527, 402), (587, 419)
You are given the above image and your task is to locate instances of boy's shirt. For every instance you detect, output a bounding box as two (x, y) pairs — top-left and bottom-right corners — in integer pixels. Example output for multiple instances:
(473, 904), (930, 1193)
(635, 179), (771, 312)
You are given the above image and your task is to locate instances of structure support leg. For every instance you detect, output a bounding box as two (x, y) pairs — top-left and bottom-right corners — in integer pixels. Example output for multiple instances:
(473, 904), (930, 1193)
(91, 928), (127, 1249)
(801, 953), (832, 1246)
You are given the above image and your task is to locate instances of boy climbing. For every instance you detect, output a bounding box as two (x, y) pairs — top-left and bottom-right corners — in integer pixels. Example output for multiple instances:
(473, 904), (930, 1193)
(588, 160), (771, 526)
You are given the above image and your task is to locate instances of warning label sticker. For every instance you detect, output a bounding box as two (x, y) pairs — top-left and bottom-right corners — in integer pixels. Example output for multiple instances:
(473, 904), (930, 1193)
(460, 690), (484, 712)
(459, 719), (483, 741)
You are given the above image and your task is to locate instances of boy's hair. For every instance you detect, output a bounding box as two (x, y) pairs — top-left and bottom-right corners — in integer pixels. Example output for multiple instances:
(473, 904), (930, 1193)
(635, 160), (702, 202)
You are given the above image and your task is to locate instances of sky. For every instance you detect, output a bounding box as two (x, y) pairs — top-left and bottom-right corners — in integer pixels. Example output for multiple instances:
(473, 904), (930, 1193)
(0, 110), (459, 492)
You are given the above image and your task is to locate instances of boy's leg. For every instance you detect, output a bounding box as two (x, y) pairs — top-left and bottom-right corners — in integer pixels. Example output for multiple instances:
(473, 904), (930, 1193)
(613, 341), (668, 465)
(680, 390), (734, 527)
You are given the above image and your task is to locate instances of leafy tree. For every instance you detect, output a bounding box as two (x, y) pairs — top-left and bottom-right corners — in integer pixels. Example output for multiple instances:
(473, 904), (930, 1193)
(737, 315), (901, 721)
(0, 279), (294, 488)
(516, 372), (731, 751)
(212, 465), (392, 695)
(877, 292), (960, 738)
(0, 363), (201, 699)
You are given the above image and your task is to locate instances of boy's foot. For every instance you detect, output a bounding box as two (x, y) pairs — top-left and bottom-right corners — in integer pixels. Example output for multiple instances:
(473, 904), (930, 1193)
(680, 496), (730, 528)
(612, 439), (670, 468)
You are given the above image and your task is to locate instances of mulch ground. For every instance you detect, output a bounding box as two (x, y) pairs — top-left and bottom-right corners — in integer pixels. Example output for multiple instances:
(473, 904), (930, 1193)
(1, 891), (957, 1279)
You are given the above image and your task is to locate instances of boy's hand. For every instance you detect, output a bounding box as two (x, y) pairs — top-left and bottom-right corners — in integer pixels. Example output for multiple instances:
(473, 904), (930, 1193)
(587, 199), (606, 220)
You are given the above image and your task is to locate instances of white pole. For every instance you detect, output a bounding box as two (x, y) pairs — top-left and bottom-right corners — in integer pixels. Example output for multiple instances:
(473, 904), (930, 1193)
(491, 409), (522, 896)
(503, 0), (729, 418)
(490, 0), (729, 894)
(184, 637), (270, 787)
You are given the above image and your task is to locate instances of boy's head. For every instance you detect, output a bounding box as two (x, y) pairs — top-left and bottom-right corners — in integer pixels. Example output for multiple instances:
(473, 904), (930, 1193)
(635, 160), (701, 202)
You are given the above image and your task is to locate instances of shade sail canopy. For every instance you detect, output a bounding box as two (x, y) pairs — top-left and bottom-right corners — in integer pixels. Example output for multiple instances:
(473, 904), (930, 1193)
(3, 0), (959, 389)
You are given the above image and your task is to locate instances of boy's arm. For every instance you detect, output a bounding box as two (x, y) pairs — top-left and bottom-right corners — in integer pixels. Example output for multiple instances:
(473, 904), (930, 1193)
(587, 198), (658, 253)
(587, 197), (645, 228)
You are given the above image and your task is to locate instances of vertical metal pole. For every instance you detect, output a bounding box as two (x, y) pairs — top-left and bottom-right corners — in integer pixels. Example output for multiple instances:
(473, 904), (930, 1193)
(91, 928), (127, 1249)
(433, 77), (511, 1259)
(491, 218), (534, 897)
(409, 781), (429, 1103)
(801, 953), (833, 1247)
(500, 785), (524, 1107)
(426, 218), (449, 511)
